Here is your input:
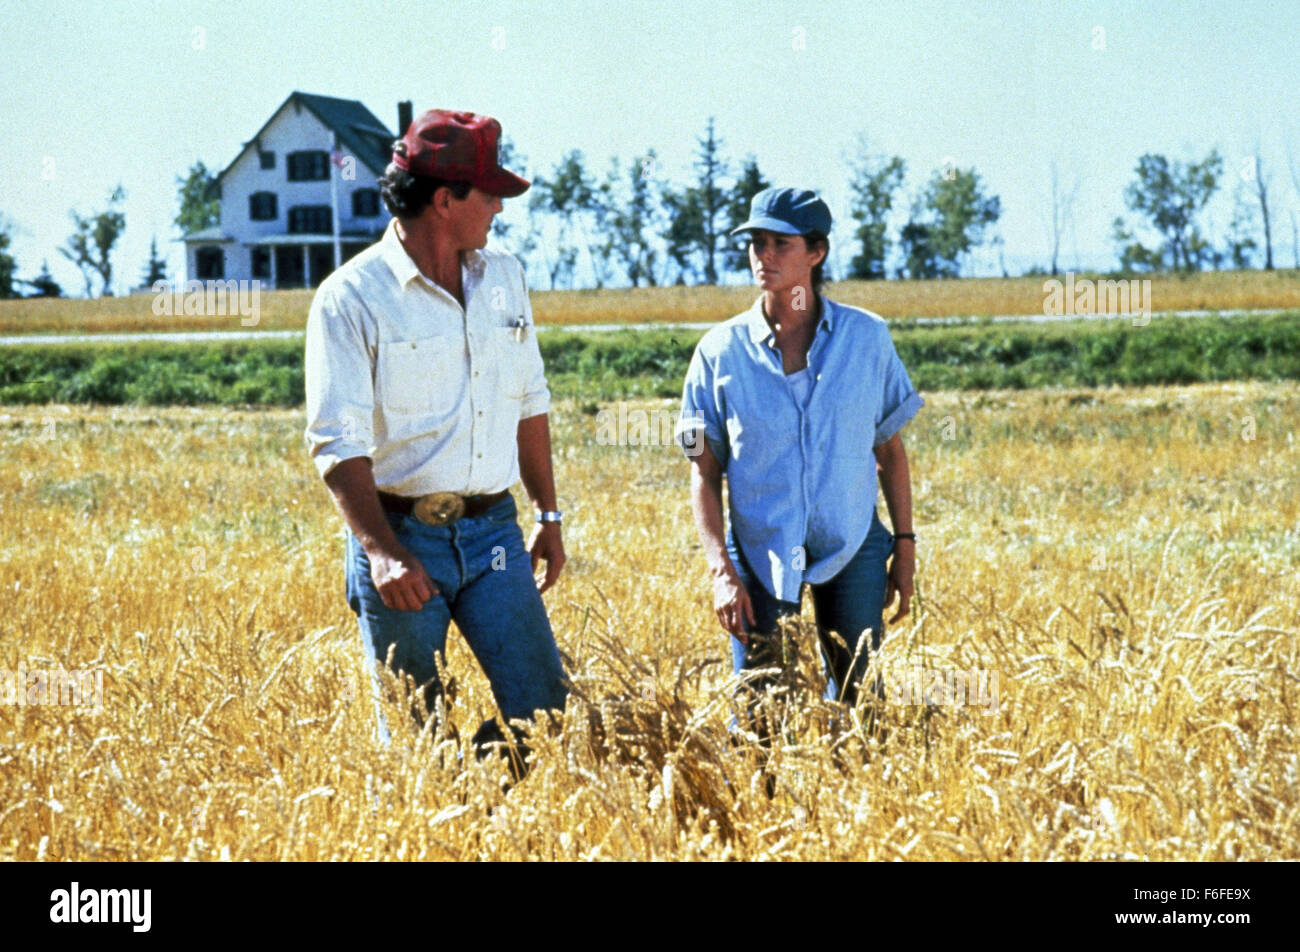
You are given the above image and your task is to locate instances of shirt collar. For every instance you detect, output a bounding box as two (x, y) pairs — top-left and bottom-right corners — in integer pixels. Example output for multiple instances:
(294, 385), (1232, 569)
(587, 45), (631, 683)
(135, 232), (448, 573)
(380, 218), (487, 288)
(379, 219), (420, 286)
(744, 294), (835, 344)
(744, 297), (772, 344)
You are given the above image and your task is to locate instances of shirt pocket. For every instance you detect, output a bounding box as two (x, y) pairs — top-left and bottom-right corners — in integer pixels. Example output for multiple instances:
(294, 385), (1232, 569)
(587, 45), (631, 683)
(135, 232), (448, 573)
(490, 323), (531, 400)
(376, 335), (465, 416)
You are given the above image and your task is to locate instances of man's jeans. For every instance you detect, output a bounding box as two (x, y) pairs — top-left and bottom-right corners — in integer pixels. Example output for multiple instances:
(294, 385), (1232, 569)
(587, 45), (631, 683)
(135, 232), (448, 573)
(345, 494), (568, 748)
(726, 507), (894, 708)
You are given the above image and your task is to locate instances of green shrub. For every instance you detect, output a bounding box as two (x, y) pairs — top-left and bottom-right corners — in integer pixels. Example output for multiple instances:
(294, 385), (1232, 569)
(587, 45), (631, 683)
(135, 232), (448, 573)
(1, 312), (1297, 406)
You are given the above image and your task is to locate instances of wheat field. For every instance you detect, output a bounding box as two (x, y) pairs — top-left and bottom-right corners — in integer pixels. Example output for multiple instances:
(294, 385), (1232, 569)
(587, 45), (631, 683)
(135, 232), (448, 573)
(4, 268), (1300, 335)
(0, 383), (1296, 860)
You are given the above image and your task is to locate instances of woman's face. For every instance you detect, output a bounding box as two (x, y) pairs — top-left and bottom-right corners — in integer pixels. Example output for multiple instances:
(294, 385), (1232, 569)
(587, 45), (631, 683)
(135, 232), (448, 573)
(747, 229), (825, 294)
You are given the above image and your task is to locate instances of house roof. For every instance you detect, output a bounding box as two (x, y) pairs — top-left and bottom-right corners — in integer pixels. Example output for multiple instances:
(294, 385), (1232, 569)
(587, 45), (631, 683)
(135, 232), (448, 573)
(217, 91), (395, 183)
(245, 229), (386, 246)
(181, 226), (233, 243)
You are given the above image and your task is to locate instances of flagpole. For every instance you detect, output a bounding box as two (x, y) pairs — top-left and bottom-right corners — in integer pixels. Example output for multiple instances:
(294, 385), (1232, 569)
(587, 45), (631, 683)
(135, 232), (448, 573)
(330, 132), (342, 271)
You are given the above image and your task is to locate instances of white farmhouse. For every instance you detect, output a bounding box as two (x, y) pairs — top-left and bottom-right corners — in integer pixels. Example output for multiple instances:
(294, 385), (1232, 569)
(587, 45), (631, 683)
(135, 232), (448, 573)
(183, 91), (412, 287)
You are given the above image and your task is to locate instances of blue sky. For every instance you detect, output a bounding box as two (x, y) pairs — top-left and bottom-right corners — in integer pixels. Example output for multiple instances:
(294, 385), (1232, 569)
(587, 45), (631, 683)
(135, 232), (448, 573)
(2, 0), (1298, 293)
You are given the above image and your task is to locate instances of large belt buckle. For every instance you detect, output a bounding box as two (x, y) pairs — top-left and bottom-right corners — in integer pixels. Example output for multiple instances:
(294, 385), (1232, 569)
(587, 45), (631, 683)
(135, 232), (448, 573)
(412, 492), (465, 527)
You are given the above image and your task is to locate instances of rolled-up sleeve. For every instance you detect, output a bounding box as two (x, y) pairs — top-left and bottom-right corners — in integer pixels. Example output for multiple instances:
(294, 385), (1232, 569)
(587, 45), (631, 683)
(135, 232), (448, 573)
(515, 263), (551, 420)
(874, 333), (924, 446)
(675, 346), (728, 463)
(304, 282), (375, 479)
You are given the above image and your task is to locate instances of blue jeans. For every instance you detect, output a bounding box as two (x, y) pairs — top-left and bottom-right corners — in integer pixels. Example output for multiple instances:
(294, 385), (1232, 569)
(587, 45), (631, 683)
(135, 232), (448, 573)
(727, 507), (894, 708)
(345, 494), (569, 747)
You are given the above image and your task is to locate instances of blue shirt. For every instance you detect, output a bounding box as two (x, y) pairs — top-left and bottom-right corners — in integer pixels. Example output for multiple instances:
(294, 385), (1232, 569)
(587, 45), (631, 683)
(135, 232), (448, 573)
(676, 295), (924, 602)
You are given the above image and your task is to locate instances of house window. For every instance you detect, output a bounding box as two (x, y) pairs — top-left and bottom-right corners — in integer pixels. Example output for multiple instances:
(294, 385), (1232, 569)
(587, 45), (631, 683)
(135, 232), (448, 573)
(288, 205), (332, 234)
(259, 150), (275, 170)
(287, 150), (330, 181)
(249, 192), (278, 221)
(251, 247), (271, 279)
(195, 247), (225, 279)
(352, 188), (380, 218)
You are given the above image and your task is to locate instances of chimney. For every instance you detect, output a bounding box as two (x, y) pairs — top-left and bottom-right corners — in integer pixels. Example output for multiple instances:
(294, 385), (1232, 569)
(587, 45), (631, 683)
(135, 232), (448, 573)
(397, 101), (413, 137)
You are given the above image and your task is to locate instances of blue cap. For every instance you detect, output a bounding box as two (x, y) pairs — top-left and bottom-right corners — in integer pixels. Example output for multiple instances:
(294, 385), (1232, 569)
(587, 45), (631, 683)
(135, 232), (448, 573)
(730, 186), (832, 237)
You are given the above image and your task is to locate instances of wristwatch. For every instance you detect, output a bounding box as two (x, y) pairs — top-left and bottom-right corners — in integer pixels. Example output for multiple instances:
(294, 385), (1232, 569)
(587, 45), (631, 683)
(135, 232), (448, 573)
(535, 510), (563, 524)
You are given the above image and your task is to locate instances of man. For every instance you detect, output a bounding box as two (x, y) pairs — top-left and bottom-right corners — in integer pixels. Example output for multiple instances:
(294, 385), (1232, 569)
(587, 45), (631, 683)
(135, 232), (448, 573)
(304, 109), (568, 773)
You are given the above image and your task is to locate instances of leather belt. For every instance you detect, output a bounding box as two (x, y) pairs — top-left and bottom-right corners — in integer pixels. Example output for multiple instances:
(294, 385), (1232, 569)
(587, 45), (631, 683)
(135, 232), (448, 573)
(377, 489), (510, 527)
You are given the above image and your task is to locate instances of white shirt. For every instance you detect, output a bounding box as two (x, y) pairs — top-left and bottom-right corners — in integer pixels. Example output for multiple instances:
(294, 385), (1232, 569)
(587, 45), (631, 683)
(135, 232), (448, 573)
(304, 220), (550, 495)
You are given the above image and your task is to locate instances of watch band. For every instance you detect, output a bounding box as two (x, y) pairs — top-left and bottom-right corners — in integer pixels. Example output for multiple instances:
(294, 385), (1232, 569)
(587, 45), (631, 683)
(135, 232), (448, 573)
(536, 510), (563, 524)
(893, 532), (916, 541)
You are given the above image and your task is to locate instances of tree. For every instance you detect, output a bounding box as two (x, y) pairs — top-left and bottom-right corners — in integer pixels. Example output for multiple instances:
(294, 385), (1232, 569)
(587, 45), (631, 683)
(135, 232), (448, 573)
(661, 185), (704, 285)
(27, 260), (62, 298)
(531, 150), (604, 288)
(524, 188), (559, 288)
(846, 137), (906, 280)
(1118, 150), (1223, 272)
(1292, 211), (1299, 270)
(1111, 217), (1162, 273)
(606, 151), (661, 287)
(898, 209), (940, 280)
(691, 118), (729, 284)
(491, 136), (524, 243)
(588, 162), (619, 290)
(724, 156), (771, 277)
(928, 167), (1001, 276)
(490, 137), (539, 271)
(175, 161), (220, 235)
(60, 184), (127, 296)
(900, 166), (1001, 278)
(0, 215), (17, 299)
(654, 120), (733, 286)
(1224, 182), (1259, 270)
(1249, 147), (1274, 270)
(1047, 161), (1080, 276)
(141, 235), (168, 288)
(1289, 147), (1300, 269)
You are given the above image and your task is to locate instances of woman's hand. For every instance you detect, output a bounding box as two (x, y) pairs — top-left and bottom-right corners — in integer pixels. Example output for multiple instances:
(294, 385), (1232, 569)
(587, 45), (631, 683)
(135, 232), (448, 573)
(714, 570), (756, 644)
(885, 540), (915, 623)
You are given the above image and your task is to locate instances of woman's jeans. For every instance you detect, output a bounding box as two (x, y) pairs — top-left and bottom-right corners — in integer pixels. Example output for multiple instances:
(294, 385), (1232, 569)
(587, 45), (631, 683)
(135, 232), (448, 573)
(727, 507), (894, 710)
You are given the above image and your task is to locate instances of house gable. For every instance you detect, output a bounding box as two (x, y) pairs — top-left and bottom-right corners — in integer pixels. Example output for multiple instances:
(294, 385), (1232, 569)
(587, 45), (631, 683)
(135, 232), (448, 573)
(217, 91), (393, 184)
(186, 91), (394, 288)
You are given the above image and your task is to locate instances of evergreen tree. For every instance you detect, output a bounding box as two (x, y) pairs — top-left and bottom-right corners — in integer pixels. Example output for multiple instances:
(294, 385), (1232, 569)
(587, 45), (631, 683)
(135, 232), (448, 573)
(724, 157), (771, 277)
(661, 185), (704, 285)
(607, 151), (661, 287)
(692, 117), (728, 284)
(141, 235), (168, 287)
(27, 260), (62, 298)
(0, 215), (17, 299)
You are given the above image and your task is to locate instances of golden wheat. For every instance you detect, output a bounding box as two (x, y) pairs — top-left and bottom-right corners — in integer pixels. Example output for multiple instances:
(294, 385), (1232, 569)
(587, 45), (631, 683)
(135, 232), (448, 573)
(3, 268), (1299, 335)
(0, 382), (1296, 860)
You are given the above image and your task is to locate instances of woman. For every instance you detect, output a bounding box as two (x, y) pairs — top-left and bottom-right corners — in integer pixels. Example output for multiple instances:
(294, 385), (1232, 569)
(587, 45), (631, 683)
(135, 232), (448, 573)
(676, 186), (923, 712)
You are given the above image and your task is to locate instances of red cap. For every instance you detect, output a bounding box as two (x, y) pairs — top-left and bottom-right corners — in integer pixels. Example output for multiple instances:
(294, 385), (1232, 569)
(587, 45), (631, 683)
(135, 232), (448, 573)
(392, 109), (530, 197)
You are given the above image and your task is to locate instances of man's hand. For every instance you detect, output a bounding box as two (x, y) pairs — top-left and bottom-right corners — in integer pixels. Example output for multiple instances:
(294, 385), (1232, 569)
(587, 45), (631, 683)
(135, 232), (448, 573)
(368, 543), (439, 612)
(526, 522), (565, 593)
(713, 570), (756, 644)
(885, 540), (915, 623)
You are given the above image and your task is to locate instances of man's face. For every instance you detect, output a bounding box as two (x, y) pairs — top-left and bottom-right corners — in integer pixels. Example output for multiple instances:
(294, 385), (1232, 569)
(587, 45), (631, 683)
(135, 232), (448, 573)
(442, 185), (503, 251)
